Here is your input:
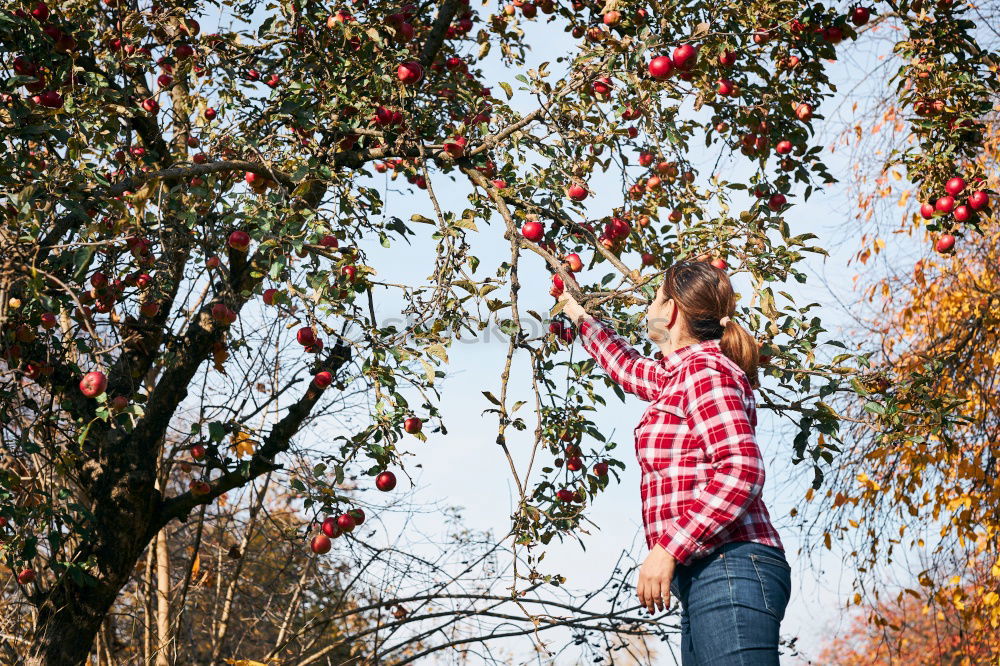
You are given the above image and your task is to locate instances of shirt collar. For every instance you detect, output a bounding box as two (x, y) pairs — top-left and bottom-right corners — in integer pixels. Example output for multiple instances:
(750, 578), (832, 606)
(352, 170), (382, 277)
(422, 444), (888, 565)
(656, 338), (721, 375)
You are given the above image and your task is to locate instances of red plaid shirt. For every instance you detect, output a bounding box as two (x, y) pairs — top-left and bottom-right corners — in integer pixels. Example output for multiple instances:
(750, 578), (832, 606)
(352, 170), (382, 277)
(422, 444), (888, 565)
(578, 316), (784, 566)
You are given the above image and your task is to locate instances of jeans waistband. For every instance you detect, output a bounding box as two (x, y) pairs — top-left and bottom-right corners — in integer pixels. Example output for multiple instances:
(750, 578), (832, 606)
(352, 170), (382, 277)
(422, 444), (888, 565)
(680, 540), (785, 567)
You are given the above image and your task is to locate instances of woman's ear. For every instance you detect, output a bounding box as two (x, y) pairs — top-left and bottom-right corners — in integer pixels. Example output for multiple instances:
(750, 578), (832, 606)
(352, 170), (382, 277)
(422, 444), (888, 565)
(666, 298), (677, 329)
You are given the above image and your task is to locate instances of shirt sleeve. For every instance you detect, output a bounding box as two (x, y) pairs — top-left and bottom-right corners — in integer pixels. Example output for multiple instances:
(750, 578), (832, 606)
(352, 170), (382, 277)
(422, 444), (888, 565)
(655, 364), (765, 564)
(576, 316), (666, 403)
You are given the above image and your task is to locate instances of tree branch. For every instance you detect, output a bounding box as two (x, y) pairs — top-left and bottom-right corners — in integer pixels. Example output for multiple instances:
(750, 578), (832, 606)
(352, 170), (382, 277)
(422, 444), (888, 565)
(150, 340), (351, 532)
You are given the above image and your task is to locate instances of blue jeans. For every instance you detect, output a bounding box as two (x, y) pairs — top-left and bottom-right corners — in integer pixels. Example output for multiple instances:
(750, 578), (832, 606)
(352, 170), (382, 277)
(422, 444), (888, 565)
(669, 540), (792, 665)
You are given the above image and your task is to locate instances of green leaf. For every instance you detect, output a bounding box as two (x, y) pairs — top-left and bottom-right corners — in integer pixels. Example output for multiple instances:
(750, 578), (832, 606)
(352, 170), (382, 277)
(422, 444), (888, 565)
(208, 421), (226, 442)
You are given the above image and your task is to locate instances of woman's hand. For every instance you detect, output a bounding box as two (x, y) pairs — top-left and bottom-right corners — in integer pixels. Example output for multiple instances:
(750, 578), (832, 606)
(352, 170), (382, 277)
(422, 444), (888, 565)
(637, 544), (676, 615)
(555, 273), (590, 325)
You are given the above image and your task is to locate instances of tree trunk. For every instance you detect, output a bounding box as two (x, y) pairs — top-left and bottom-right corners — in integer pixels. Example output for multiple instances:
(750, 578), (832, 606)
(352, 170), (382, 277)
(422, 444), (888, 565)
(25, 441), (161, 666)
(25, 581), (121, 666)
(155, 529), (172, 666)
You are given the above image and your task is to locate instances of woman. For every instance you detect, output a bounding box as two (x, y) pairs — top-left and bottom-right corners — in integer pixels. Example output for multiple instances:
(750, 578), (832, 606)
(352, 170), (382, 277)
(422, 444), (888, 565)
(557, 260), (791, 665)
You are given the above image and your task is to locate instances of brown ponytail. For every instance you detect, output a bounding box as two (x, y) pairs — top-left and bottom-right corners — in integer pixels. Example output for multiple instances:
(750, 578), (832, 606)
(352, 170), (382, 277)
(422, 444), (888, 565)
(662, 261), (760, 388)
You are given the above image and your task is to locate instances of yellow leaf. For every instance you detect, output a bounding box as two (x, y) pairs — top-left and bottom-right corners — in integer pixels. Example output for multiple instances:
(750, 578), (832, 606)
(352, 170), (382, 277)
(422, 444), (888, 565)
(230, 429), (256, 458)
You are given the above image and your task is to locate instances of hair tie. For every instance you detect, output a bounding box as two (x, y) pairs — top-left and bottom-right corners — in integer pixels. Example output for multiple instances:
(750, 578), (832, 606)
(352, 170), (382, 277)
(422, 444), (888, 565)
(719, 316), (731, 327)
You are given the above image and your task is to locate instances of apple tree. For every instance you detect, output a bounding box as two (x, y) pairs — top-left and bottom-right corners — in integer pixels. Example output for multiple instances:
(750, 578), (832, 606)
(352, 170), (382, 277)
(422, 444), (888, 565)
(0, 0), (997, 663)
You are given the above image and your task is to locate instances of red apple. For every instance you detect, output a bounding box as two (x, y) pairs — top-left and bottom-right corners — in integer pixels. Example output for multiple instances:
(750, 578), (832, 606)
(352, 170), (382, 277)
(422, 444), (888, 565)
(823, 26), (844, 43)
(348, 508), (365, 525)
(313, 371), (333, 389)
(767, 193), (787, 211)
(376, 470), (397, 491)
(967, 191), (988, 210)
(210, 303), (233, 324)
(718, 50), (736, 67)
(935, 234), (955, 254)
(190, 480), (211, 496)
(321, 517), (343, 538)
(648, 55), (673, 80)
(944, 177), (965, 196)
(174, 44), (194, 59)
(565, 253), (584, 272)
(593, 461), (609, 476)
(776, 140), (792, 154)
(38, 90), (63, 108)
(567, 184), (588, 201)
(550, 274), (564, 297)
(710, 258), (728, 270)
(403, 416), (422, 434)
(336, 513), (356, 532)
(622, 105), (642, 120)
(341, 265), (357, 281)
(79, 371), (108, 397)
(851, 6), (871, 25)
(591, 76), (613, 97)
(139, 301), (160, 317)
(716, 78), (735, 96)
(953, 205), (971, 222)
(320, 235), (338, 248)
(919, 202), (936, 219)
(397, 60), (424, 85)
(603, 10), (620, 25)
(521, 220), (544, 242)
(228, 230), (250, 251)
(191, 444), (206, 460)
(672, 43), (698, 70)
(641, 252), (655, 266)
(566, 456), (584, 472)
(30, 2), (49, 20)
(310, 534), (332, 554)
(204, 107), (217, 120)
(556, 488), (575, 502)
(935, 196), (955, 214)
(795, 103), (813, 122)
(17, 569), (35, 585)
(296, 327), (317, 347)
(444, 135), (467, 158)
(40, 312), (57, 329)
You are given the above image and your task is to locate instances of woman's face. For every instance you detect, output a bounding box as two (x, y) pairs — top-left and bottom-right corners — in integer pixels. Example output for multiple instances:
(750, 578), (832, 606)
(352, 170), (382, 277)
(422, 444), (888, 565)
(645, 282), (673, 343)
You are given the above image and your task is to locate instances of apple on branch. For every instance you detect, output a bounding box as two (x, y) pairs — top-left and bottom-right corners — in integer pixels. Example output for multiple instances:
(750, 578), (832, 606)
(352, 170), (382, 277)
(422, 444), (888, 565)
(376, 470), (397, 491)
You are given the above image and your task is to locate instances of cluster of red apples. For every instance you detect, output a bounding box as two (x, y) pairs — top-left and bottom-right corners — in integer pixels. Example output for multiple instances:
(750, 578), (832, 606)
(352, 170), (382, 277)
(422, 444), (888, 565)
(919, 176), (991, 254)
(552, 442), (610, 506)
(309, 469), (399, 554)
